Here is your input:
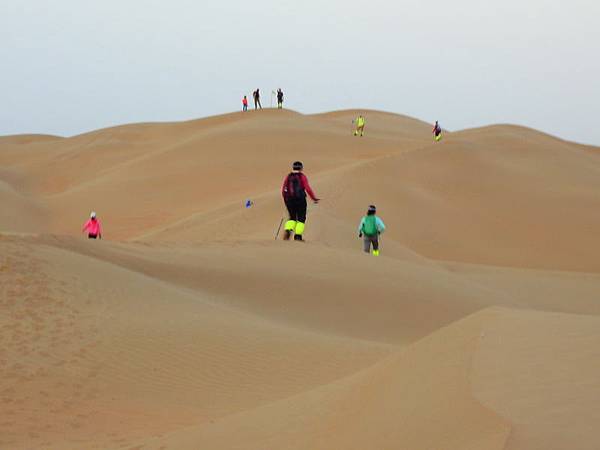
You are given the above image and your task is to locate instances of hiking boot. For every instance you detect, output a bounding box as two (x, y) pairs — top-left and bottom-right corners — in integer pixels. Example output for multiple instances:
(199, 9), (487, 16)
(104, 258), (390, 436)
(294, 234), (304, 242)
(283, 230), (292, 240)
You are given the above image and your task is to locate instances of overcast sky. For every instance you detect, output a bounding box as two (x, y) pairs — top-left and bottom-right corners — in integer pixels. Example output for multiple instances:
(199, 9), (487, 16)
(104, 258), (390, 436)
(2, 0), (599, 144)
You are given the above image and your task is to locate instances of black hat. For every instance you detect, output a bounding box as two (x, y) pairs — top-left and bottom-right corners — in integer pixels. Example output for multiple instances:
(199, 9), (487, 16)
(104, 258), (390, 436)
(292, 161), (303, 171)
(367, 205), (377, 214)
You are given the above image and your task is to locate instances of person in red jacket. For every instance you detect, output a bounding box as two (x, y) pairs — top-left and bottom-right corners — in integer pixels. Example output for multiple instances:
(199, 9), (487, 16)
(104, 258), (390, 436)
(281, 161), (320, 241)
(82, 211), (102, 239)
(242, 95), (248, 112)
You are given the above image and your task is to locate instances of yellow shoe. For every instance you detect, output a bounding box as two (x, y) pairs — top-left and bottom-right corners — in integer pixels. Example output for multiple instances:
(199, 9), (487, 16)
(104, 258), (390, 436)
(372, 250), (380, 256)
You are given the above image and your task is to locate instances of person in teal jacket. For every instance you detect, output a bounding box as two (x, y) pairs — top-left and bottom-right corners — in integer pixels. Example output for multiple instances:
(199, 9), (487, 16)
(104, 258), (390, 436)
(358, 204), (385, 256)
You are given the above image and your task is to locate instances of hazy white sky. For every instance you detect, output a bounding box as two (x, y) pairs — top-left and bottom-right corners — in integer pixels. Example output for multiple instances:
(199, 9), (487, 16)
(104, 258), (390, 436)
(2, 0), (599, 144)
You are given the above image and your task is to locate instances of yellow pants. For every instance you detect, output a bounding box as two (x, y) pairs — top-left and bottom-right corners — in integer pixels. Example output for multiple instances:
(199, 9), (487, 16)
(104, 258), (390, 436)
(284, 220), (305, 236)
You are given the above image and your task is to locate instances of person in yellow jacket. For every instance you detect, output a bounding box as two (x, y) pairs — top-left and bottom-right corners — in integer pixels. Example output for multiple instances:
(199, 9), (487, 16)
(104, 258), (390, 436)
(354, 115), (366, 137)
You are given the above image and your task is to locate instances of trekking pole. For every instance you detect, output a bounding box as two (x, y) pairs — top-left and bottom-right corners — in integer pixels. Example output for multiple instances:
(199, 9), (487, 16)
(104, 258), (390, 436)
(274, 217), (284, 240)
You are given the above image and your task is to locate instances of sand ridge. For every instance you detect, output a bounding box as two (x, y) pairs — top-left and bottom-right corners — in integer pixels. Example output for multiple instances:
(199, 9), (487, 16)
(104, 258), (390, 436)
(1, 109), (600, 449)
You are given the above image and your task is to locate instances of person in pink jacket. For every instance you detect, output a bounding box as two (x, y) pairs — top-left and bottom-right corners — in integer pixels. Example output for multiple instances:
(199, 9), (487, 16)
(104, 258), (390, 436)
(82, 211), (102, 239)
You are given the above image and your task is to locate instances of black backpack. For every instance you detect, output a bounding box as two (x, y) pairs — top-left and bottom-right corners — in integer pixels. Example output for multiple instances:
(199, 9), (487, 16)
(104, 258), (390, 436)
(285, 172), (305, 199)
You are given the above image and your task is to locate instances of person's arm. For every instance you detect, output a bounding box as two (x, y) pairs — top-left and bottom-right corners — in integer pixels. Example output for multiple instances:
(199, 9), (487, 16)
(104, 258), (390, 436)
(300, 174), (319, 202)
(358, 217), (365, 237)
(82, 220), (90, 233)
(376, 217), (386, 234)
(281, 175), (288, 198)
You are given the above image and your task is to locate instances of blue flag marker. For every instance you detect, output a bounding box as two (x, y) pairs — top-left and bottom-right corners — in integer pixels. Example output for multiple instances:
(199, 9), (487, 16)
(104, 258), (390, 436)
(245, 199), (253, 208)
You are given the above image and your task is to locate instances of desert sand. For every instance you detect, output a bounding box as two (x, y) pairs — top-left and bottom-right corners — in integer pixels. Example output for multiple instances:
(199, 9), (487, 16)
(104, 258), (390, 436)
(1, 109), (599, 449)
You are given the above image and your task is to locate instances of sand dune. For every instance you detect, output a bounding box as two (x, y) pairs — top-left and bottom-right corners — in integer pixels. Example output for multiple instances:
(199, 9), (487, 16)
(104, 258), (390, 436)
(140, 307), (600, 450)
(1, 109), (599, 449)
(0, 175), (46, 233)
(0, 134), (63, 146)
(0, 234), (392, 449)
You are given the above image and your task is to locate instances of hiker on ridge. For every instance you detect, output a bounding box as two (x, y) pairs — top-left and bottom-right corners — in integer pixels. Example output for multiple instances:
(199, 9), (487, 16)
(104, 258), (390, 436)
(354, 115), (366, 137)
(242, 95), (248, 112)
(253, 89), (262, 109)
(281, 161), (320, 241)
(277, 88), (284, 109)
(433, 120), (442, 141)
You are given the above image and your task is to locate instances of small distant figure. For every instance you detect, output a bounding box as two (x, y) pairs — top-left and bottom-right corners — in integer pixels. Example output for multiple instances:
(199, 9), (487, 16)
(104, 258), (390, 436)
(253, 89), (262, 109)
(281, 161), (320, 242)
(354, 115), (366, 137)
(245, 199), (254, 208)
(433, 120), (442, 142)
(242, 95), (248, 112)
(82, 211), (102, 240)
(358, 205), (385, 256)
(277, 88), (284, 109)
